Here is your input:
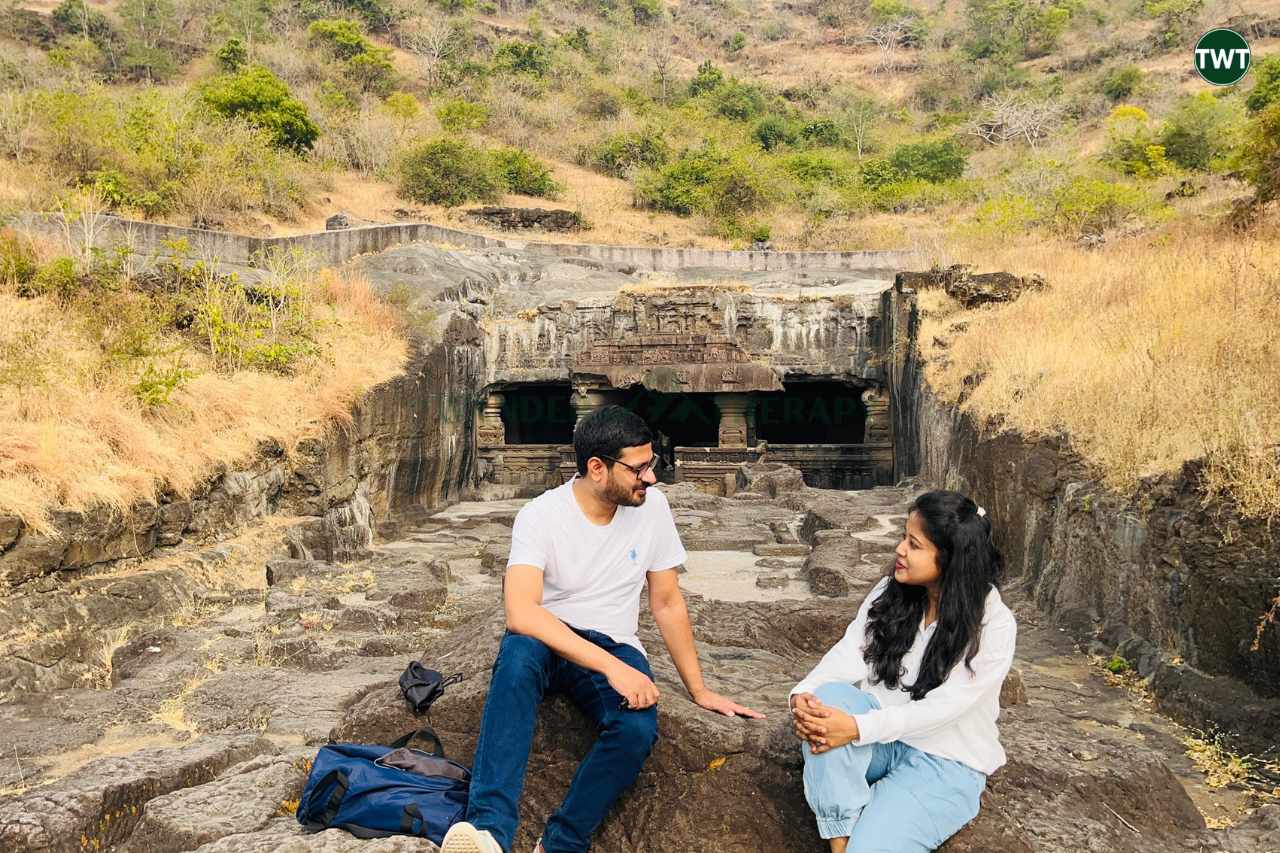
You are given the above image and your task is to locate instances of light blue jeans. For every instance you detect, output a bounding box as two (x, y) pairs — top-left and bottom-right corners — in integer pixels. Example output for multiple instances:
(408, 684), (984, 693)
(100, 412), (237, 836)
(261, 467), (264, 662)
(801, 682), (986, 852)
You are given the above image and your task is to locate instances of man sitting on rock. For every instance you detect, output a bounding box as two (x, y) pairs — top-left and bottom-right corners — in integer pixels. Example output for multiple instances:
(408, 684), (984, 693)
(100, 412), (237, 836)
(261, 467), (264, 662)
(442, 405), (764, 853)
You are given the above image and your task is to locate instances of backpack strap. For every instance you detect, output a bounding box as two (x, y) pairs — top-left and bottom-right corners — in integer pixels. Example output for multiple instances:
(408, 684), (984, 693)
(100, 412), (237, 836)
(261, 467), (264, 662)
(401, 802), (425, 836)
(318, 769), (350, 827)
(387, 726), (445, 757)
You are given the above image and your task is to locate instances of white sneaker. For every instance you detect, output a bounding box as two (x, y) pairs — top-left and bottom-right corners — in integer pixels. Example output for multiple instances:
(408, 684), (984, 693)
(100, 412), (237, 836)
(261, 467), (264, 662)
(441, 821), (503, 853)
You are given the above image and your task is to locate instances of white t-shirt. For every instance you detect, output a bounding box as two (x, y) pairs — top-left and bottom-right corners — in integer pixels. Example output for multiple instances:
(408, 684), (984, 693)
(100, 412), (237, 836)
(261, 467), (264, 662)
(506, 477), (688, 655)
(791, 577), (1017, 775)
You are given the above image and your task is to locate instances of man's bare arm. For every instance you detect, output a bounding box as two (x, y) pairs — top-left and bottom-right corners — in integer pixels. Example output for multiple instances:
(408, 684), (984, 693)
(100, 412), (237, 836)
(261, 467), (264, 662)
(505, 564), (659, 708)
(648, 569), (765, 719)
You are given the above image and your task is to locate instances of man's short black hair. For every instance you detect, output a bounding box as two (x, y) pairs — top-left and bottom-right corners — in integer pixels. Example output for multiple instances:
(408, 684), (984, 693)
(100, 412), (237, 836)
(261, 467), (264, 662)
(574, 404), (653, 476)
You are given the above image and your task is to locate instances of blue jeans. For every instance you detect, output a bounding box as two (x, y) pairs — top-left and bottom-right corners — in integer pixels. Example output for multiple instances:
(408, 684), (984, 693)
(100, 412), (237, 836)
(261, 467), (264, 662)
(802, 682), (986, 852)
(466, 627), (659, 853)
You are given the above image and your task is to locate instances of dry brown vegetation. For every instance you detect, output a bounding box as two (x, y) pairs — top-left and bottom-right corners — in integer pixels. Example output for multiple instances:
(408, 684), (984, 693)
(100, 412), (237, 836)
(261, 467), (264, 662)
(0, 250), (407, 534)
(920, 224), (1280, 522)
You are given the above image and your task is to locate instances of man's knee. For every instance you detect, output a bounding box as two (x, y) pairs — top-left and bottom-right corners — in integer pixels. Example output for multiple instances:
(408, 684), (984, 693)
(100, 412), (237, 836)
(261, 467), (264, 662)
(608, 709), (658, 762)
(814, 682), (879, 715)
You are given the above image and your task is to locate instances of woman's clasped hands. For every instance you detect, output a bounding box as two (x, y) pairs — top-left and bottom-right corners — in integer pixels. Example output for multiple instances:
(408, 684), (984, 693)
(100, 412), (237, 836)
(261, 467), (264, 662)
(790, 691), (862, 755)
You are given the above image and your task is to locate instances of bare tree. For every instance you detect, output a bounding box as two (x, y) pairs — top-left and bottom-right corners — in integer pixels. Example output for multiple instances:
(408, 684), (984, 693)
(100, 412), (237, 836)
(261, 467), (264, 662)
(970, 93), (1069, 149)
(54, 187), (111, 269)
(837, 94), (880, 160)
(646, 30), (675, 105)
(862, 19), (913, 72)
(398, 17), (457, 90)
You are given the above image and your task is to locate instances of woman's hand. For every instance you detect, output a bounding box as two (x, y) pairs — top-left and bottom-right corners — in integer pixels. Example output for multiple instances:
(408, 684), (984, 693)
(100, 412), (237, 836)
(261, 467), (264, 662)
(791, 697), (860, 754)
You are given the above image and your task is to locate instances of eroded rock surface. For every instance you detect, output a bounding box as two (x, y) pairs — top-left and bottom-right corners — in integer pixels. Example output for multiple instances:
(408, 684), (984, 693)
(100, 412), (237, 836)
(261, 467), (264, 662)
(0, 473), (1274, 852)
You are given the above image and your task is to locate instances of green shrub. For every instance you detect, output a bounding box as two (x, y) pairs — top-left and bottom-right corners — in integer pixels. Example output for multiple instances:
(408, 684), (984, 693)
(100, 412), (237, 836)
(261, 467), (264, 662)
(1106, 655), (1130, 674)
(435, 98), (489, 131)
(1099, 65), (1143, 101)
(784, 151), (848, 188)
(193, 269), (318, 374)
(636, 143), (770, 221)
(1103, 105), (1171, 178)
(397, 138), (502, 206)
(863, 139), (967, 186)
(712, 81), (766, 121)
(307, 19), (396, 95)
(1049, 177), (1146, 235)
(753, 116), (796, 151)
(1246, 55), (1280, 114)
(307, 19), (369, 59)
(493, 39), (553, 77)
(727, 31), (747, 53)
(1159, 93), (1245, 172)
(850, 177), (968, 213)
(216, 37), (247, 72)
(688, 60), (724, 96)
(964, 0), (1080, 61)
(200, 66), (319, 152)
(1242, 103), (1280, 203)
(582, 130), (669, 177)
(30, 256), (80, 302)
(133, 359), (194, 407)
(800, 118), (846, 148)
(492, 147), (561, 198)
(0, 229), (40, 291)
(971, 194), (1040, 236)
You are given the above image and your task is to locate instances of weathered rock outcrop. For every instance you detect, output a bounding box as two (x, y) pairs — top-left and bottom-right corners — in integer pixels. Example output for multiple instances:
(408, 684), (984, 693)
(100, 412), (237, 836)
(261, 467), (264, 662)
(465, 206), (585, 232)
(894, 265), (1045, 309)
(329, 599), (1239, 853)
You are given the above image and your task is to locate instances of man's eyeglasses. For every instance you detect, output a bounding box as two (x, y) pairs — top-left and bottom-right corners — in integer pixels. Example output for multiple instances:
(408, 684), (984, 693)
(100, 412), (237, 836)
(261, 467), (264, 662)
(600, 454), (662, 477)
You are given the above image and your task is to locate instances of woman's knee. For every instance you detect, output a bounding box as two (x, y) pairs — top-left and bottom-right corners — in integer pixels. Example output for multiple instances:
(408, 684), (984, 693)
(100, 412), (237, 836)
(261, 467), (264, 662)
(813, 682), (879, 715)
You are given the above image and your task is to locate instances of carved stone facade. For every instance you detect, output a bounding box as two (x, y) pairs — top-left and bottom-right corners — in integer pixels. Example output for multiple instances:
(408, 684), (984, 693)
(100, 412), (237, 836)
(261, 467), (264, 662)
(473, 283), (897, 496)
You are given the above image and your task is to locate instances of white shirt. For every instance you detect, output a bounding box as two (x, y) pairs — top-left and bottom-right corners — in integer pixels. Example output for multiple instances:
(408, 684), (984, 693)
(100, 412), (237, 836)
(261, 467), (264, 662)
(791, 577), (1017, 775)
(506, 478), (688, 655)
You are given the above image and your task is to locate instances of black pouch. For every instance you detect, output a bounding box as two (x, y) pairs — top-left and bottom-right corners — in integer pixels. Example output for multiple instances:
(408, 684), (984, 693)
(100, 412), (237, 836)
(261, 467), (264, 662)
(399, 661), (464, 715)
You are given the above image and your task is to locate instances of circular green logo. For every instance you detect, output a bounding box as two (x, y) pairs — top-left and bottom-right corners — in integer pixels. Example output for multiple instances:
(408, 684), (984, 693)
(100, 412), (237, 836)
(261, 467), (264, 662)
(1194, 28), (1251, 86)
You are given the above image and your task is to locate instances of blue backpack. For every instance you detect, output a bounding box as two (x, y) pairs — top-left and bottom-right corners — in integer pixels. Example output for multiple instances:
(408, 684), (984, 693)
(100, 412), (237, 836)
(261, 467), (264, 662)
(297, 728), (470, 844)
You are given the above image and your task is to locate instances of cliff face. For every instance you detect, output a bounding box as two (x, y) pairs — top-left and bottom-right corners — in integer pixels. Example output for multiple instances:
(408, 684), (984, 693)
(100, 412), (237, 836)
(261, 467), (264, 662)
(883, 282), (1280, 752)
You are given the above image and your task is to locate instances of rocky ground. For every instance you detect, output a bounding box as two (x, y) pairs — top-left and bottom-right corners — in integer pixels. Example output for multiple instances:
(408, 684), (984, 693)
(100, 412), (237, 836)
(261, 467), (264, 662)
(0, 465), (1276, 852)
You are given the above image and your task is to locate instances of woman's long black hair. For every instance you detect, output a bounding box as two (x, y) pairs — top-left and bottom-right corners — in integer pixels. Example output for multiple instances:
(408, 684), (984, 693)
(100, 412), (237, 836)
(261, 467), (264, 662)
(864, 490), (1003, 700)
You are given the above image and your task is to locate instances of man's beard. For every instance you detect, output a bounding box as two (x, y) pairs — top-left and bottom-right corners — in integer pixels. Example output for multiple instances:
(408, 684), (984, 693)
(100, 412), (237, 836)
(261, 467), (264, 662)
(604, 474), (647, 507)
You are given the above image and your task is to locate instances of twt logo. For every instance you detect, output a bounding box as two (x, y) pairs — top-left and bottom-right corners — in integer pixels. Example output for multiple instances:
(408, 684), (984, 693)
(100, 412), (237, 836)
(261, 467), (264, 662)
(1194, 29), (1251, 86)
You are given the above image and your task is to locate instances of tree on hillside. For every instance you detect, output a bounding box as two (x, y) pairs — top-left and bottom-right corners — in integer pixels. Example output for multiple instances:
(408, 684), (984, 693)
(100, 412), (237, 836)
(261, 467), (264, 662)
(398, 17), (459, 89)
(119, 0), (179, 81)
(212, 0), (273, 59)
(647, 30), (675, 104)
(200, 66), (319, 152)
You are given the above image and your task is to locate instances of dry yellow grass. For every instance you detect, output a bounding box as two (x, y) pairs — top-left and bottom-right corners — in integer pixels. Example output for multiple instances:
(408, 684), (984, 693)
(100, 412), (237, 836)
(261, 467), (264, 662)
(922, 225), (1280, 522)
(0, 269), (407, 534)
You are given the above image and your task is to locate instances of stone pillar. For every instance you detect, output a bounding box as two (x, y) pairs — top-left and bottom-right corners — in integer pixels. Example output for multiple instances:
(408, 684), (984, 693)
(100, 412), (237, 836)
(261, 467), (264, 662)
(571, 388), (610, 429)
(477, 391), (505, 447)
(744, 397), (758, 447)
(862, 387), (890, 444)
(715, 393), (749, 448)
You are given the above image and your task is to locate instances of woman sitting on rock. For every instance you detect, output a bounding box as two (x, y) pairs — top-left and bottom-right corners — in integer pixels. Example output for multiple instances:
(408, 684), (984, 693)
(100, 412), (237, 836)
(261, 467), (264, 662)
(790, 490), (1016, 853)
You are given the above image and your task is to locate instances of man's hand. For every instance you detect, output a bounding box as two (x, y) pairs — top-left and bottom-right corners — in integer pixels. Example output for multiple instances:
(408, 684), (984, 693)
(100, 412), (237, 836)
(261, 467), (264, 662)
(692, 688), (766, 719)
(608, 661), (660, 709)
(792, 697), (860, 753)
